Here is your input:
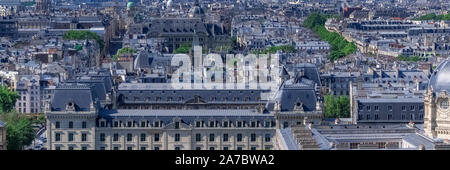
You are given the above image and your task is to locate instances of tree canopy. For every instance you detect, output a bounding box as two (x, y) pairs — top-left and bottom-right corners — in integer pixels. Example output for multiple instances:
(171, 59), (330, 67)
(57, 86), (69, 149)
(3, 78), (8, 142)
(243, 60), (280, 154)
(324, 94), (350, 118)
(113, 47), (136, 60)
(0, 86), (19, 113)
(0, 112), (35, 150)
(397, 55), (421, 62)
(62, 30), (104, 51)
(173, 44), (192, 54)
(304, 13), (357, 61)
(413, 12), (450, 21)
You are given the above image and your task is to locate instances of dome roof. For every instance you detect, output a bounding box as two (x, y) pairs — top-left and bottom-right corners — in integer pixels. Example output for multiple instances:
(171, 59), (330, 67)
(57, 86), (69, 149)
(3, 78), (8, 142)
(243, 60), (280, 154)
(429, 59), (450, 94)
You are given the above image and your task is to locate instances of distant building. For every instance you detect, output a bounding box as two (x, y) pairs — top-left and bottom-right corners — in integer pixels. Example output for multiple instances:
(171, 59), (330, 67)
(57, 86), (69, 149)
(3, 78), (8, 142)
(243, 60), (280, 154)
(355, 97), (424, 123)
(15, 75), (41, 114)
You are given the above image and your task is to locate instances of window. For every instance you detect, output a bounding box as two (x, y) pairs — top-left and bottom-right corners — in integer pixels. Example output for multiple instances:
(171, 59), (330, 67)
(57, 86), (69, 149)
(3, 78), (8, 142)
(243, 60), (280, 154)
(441, 100), (449, 109)
(127, 133), (132, 141)
(175, 134), (180, 142)
(265, 146), (271, 150)
(113, 147), (119, 150)
(366, 106), (371, 111)
(82, 122), (87, 128)
(68, 133), (74, 142)
(209, 121), (215, 127)
(114, 121), (119, 127)
(366, 115), (371, 120)
(196, 147), (201, 150)
(402, 106), (406, 111)
(141, 121), (146, 127)
(175, 122), (180, 129)
(141, 133), (146, 142)
(127, 121), (132, 127)
(82, 147), (87, 150)
(223, 134), (228, 142)
(55, 121), (60, 129)
(375, 114), (379, 120)
(175, 147), (180, 150)
(69, 121), (73, 128)
(419, 106), (424, 111)
(154, 147), (159, 150)
(237, 147), (242, 150)
(237, 134), (242, 142)
(223, 121), (229, 127)
(402, 114), (406, 120)
(100, 121), (105, 127)
(251, 121), (256, 127)
(237, 121), (242, 127)
(388, 106), (393, 111)
(113, 133), (119, 141)
(411, 105), (415, 111)
(196, 134), (201, 142)
(265, 134), (271, 142)
(223, 147), (228, 150)
(100, 147), (105, 150)
(127, 147), (132, 150)
(251, 147), (257, 150)
(82, 133), (87, 142)
(55, 133), (61, 141)
(100, 133), (105, 142)
(209, 134), (215, 142)
(388, 115), (393, 120)
(265, 121), (270, 128)
(209, 147), (215, 150)
(155, 134), (160, 142)
(374, 106), (379, 111)
(251, 134), (256, 142)
(196, 121), (201, 127)
(55, 147), (61, 150)
(154, 121), (160, 127)
(141, 147), (146, 150)
(68, 147), (74, 150)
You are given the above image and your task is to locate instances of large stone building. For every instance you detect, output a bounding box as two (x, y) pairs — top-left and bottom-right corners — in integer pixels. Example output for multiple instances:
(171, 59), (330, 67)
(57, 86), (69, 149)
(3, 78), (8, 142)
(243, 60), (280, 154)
(424, 59), (450, 139)
(45, 84), (279, 150)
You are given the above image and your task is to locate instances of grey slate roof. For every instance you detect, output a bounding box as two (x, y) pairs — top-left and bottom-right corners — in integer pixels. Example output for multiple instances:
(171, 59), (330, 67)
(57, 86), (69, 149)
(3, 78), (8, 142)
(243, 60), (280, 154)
(118, 83), (269, 104)
(266, 78), (317, 112)
(98, 109), (276, 127)
(50, 84), (93, 112)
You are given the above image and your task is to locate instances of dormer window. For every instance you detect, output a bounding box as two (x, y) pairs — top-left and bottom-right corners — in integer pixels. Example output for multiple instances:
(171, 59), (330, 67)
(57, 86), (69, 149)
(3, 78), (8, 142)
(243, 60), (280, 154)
(209, 121), (215, 127)
(66, 102), (75, 111)
(195, 121), (201, 128)
(100, 121), (106, 127)
(141, 121), (146, 127)
(127, 121), (133, 127)
(154, 121), (160, 127)
(175, 121), (180, 129)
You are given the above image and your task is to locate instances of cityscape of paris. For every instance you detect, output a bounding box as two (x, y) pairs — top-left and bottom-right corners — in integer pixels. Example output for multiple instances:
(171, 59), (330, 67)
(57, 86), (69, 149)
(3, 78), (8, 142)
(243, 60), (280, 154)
(1, 0), (450, 156)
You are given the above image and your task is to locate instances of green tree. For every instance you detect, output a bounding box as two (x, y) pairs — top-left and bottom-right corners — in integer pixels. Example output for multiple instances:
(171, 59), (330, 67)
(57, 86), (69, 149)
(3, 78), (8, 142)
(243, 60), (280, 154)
(323, 94), (350, 118)
(113, 47), (136, 60)
(304, 13), (356, 61)
(173, 43), (192, 54)
(62, 30), (104, 51)
(0, 86), (19, 113)
(0, 112), (35, 150)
